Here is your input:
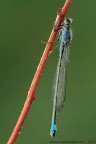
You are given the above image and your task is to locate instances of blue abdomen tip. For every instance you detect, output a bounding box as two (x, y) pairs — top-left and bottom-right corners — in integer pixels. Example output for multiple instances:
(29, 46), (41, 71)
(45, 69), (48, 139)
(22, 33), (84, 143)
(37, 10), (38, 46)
(50, 121), (57, 137)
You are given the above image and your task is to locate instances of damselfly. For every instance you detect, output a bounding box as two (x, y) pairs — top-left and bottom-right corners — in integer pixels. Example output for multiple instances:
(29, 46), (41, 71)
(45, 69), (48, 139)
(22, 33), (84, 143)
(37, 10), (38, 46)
(50, 18), (73, 137)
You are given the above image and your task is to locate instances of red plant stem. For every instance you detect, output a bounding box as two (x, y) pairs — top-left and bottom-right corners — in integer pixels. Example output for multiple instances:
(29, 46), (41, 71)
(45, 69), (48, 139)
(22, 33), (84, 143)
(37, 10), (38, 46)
(7, 0), (71, 143)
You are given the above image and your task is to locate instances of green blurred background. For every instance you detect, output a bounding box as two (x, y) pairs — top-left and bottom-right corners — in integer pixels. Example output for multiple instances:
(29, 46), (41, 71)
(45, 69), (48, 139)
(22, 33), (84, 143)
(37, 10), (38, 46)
(0, 0), (96, 143)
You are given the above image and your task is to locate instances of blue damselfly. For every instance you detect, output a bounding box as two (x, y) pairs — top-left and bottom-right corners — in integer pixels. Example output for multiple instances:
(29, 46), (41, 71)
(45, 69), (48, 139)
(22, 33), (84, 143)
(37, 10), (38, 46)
(50, 18), (73, 137)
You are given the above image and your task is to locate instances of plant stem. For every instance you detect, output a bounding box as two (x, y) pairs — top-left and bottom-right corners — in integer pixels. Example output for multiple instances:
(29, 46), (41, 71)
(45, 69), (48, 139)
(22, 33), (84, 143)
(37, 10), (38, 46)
(7, 0), (71, 143)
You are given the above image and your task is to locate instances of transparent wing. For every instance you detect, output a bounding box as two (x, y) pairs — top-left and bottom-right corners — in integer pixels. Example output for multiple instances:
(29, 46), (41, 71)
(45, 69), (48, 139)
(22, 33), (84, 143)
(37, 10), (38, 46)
(52, 43), (70, 113)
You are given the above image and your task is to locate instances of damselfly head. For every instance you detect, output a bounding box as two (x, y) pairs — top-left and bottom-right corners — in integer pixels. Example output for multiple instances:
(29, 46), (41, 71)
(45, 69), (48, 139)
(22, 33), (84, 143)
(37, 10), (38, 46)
(64, 18), (73, 25)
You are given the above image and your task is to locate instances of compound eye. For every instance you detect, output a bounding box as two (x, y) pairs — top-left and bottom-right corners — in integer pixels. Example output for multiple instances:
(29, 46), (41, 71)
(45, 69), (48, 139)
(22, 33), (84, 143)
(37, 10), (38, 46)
(67, 18), (73, 24)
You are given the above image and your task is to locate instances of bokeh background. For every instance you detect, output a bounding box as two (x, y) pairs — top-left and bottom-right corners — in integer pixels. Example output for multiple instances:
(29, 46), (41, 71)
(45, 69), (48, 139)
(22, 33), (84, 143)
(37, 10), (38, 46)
(0, 0), (96, 143)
